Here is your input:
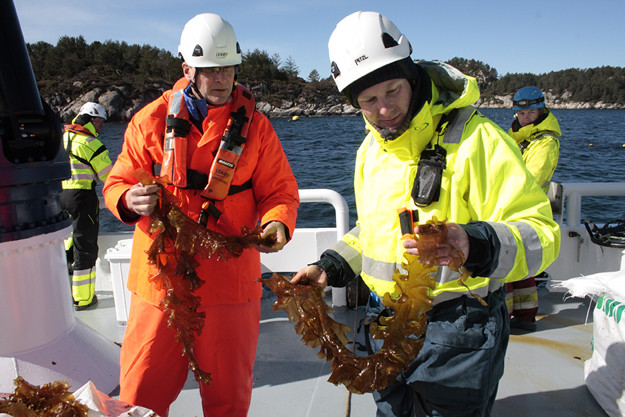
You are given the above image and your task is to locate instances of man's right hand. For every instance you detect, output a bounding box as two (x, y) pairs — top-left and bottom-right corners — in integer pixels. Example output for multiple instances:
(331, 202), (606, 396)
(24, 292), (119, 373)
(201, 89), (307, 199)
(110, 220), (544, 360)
(290, 265), (328, 289)
(124, 183), (160, 216)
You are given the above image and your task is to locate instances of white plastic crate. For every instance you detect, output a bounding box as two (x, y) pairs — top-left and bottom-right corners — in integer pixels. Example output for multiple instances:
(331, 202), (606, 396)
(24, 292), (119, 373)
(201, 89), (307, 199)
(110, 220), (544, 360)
(104, 238), (133, 324)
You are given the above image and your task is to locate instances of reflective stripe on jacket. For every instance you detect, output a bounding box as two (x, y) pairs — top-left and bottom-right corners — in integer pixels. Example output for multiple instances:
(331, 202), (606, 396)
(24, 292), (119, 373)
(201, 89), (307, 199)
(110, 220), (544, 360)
(508, 110), (561, 192)
(63, 122), (112, 189)
(103, 78), (300, 306)
(334, 61), (560, 306)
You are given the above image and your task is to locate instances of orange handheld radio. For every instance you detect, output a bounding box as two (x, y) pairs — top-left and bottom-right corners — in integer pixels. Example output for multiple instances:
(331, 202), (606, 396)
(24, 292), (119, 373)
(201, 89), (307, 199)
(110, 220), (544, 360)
(398, 208), (419, 239)
(201, 105), (250, 201)
(198, 84), (256, 231)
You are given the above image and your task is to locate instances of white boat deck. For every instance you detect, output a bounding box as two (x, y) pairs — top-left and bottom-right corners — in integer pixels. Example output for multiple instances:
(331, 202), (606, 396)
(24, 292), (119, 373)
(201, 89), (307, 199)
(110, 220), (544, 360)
(76, 285), (607, 417)
(79, 183), (625, 416)
(5, 184), (623, 416)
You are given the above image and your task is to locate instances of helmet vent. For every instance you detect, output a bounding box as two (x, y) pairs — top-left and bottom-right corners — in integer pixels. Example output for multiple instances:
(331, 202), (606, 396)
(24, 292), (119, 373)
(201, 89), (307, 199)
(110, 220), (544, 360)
(381, 33), (399, 49)
(192, 44), (203, 57)
(330, 61), (341, 79)
(236, 42), (241, 54)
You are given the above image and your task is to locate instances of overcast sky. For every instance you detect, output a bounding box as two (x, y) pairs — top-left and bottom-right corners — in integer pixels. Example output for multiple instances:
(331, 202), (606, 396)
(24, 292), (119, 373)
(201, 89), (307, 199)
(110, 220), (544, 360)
(13, 0), (625, 79)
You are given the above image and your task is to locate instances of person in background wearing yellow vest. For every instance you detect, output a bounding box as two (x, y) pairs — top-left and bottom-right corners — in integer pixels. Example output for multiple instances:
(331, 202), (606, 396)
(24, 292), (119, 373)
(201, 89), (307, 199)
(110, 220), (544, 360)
(505, 86), (561, 332)
(291, 12), (560, 417)
(103, 13), (299, 417)
(61, 102), (112, 310)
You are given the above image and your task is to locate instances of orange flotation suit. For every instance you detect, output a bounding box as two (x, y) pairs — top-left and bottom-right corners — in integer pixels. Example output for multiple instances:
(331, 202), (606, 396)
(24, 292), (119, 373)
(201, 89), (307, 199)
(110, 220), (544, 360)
(103, 77), (299, 417)
(103, 77), (299, 306)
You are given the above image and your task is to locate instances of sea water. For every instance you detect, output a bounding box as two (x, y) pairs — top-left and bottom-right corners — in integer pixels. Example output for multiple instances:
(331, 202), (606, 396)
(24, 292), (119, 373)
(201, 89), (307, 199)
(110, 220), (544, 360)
(97, 109), (625, 232)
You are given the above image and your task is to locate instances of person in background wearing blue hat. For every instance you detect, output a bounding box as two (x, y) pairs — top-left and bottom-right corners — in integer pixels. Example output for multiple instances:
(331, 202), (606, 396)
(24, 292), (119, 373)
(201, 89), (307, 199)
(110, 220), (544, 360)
(506, 86), (561, 331)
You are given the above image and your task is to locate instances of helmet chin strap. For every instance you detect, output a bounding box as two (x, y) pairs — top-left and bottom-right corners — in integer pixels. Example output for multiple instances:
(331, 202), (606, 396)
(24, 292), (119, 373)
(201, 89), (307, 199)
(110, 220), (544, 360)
(189, 68), (206, 100)
(188, 66), (236, 107)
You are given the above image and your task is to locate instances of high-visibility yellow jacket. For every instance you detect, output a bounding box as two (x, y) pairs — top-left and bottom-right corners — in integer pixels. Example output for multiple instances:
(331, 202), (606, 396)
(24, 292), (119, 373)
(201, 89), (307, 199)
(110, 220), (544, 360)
(62, 121), (112, 190)
(325, 61), (560, 305)
(508, 110), (561, 192)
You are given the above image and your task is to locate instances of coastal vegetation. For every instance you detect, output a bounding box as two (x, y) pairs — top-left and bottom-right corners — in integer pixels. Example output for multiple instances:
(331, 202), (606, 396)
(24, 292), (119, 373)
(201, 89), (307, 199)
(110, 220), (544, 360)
(27, 36), (625, 121)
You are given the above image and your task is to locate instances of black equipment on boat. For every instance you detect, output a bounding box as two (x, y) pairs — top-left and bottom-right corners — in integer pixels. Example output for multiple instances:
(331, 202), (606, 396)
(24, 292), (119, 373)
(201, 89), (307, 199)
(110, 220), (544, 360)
(0, 0), (70, 243)
(583, 219), (625, 248)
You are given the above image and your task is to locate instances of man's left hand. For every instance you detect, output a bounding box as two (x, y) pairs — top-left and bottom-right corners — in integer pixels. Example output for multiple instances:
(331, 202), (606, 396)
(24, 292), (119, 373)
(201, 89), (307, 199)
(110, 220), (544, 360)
(403, 222), (470, 266)
(255, 221), (287, 253)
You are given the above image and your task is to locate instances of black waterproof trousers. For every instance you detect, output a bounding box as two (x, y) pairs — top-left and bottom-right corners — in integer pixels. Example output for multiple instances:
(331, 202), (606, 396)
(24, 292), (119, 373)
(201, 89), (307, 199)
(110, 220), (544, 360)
(371, 286), (509, 417)
(60, 188), (100, 273)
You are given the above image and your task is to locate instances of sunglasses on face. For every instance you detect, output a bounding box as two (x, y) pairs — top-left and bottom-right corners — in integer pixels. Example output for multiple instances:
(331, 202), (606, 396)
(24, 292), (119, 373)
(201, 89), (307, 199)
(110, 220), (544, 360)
(197, 66), (237, 78)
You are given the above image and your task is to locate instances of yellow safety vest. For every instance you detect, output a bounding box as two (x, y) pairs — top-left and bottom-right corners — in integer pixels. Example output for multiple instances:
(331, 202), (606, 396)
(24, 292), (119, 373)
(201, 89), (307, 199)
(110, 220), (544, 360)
(62, 122), (112, 190)
(332, 61), (560, 305)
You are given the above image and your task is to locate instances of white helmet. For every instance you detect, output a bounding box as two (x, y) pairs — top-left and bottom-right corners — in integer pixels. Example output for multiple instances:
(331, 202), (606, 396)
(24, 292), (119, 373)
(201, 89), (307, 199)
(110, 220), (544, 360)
(78, 102), (107, 120)
(328, 11), (412, 93)
(178, 13), (242, 68)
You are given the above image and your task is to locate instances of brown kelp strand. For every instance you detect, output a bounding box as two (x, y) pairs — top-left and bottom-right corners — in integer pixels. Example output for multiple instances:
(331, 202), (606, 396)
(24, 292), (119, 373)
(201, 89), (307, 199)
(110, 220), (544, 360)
(0, 377), (88, 417)
(134, 169), (276, 384)
(416, 217), (486, 306)
(261, 253), (437, 394)
(260, 218), (488, 394)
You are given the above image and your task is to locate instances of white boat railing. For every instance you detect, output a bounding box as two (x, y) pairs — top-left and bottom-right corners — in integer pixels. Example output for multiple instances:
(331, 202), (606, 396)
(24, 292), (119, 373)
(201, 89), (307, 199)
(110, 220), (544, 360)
(259, 189), (350, 306)
(98, 183), (625, 306)
(97, 189), (351, 317)
(547, 182), (625, 285)
(558, 182), (625, 226)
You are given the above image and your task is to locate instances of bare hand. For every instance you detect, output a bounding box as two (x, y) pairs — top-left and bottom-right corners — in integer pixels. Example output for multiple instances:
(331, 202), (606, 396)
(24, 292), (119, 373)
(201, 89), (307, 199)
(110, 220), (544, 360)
(255, 221), (287, 253)
(290, 265), (328, 289)
(124, 183), (160, 217)
(403, 222), (470, 266)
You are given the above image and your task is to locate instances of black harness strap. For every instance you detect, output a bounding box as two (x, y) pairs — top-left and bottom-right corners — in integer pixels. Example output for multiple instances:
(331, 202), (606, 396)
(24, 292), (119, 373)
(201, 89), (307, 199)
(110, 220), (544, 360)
(152, 165), (253, 195)
(183, 169), (252, 195)
(65, 132), (96, 168)
(184, 169), (208, 190)
(228, 178), (253, 195)
(519, 140), (531, 154)
(90, 144), (107, 160)
(166, 114), (192, 137)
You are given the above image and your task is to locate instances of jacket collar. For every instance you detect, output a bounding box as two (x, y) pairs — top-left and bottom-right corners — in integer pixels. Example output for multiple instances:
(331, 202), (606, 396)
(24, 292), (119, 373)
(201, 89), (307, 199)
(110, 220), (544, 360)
(65, 122), (98, 137)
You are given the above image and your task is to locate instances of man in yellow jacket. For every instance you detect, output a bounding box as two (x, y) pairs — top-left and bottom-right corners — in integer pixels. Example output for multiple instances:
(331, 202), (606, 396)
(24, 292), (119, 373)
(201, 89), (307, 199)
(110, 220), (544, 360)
(61, 102), (112, 310)
(506, 86), (561, 331)
(292, 12), (560, 417)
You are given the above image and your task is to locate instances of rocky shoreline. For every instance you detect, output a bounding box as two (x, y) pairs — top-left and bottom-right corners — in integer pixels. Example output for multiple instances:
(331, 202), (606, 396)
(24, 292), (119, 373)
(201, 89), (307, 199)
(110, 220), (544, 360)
(477, 91), (625, 111)
(46, 84), (625, 123)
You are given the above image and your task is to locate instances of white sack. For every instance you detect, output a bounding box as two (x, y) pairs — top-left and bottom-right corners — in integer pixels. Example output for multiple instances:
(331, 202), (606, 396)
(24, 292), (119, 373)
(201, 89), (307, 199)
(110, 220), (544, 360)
(583, 298), (625, 417)
(554, 269), (625, 302)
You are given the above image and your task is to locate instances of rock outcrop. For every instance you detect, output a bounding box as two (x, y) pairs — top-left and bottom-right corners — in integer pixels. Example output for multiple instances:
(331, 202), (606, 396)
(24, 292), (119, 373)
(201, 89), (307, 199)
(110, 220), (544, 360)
(46, 84), (624, 123)
(476, 91), (625, 110)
